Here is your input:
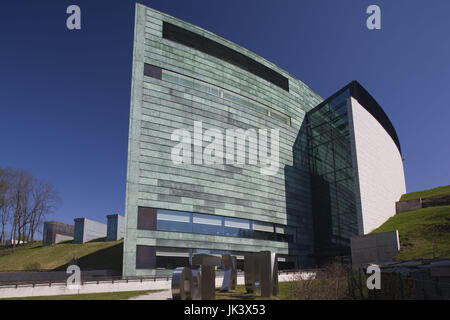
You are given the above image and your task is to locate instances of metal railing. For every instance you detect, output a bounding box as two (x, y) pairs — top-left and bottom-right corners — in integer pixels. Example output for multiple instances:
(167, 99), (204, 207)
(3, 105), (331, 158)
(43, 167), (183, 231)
(0, 269), (308, 289)
(0, 275), (173, 289)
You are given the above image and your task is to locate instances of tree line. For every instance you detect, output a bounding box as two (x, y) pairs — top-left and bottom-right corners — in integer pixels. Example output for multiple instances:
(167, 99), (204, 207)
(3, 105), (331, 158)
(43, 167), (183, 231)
(0, 167), (60, 250)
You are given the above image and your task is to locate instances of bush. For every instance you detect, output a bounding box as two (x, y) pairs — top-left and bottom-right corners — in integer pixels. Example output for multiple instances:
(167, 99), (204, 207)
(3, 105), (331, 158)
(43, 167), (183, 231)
(24, 262), (41, 271)
(288, 261), (350, 300)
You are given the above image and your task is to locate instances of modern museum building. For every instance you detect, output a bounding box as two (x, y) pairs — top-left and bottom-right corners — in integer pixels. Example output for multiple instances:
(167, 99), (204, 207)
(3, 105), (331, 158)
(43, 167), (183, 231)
(123, 4), (406, 277)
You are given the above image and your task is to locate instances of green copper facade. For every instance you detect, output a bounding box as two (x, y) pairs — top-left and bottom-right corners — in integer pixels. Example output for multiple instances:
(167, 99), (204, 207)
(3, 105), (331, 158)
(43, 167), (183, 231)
(123, 4), (323, 277)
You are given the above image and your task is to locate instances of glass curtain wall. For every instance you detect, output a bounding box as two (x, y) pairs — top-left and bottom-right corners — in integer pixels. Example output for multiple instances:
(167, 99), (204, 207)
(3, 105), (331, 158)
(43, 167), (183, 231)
(307, 89), (358, 259)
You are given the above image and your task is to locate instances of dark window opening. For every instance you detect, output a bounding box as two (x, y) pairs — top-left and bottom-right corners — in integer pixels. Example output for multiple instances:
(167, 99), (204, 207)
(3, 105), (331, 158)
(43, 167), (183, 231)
(137, 206), (157, 230)
(162, 22), (289, 92)
(156, 256), (190, 269)
(144, 63), (162, 79)
(136, 245), (156, 269)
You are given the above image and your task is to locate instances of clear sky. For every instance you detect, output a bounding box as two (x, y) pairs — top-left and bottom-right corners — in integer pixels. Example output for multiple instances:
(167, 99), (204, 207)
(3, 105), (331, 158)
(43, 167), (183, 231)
(0, 0), (449, 227)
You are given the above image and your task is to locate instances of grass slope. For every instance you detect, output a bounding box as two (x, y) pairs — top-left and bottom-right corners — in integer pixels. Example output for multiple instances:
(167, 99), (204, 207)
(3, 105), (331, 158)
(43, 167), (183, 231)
(371, 205), (450, 260)
(400, 185), (450, 201)
(0, 239), (123, 272)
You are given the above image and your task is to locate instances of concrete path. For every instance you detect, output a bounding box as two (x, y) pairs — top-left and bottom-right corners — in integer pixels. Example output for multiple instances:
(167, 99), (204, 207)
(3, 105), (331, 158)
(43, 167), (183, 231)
(126, 272), (311, 300)
(129, 289), (172, 300)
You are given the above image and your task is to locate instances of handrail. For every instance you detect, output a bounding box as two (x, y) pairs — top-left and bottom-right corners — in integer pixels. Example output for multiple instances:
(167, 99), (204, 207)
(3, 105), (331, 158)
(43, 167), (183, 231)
(0, 275), (172, 288)
(0, 269), (313, 288)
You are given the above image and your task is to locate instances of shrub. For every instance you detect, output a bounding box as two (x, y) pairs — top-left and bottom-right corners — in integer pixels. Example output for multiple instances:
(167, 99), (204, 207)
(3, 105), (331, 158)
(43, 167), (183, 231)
(288, 261), (350, 300)
(24, 262), (41, 271)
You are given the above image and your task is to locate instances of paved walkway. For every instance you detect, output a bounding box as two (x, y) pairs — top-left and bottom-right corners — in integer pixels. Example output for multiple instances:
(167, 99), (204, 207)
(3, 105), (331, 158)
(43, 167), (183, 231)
(129, 289), (172, 300)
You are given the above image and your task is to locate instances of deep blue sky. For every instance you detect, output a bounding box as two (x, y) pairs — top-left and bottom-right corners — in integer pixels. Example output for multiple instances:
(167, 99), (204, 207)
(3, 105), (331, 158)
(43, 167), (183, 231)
(1, 1), (449, 228)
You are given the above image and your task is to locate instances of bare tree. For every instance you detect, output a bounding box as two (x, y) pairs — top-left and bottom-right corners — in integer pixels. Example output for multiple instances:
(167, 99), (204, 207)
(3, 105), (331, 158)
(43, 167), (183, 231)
(8, 168), (33, 250)
(27, 180), (60, 242)
(0, 168), (10, 245)
(0, 167), (60, 250)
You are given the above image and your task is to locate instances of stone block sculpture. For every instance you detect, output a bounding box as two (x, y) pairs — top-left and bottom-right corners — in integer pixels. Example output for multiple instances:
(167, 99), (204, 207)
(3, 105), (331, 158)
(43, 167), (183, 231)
(171, 251), (278, 300)
(221, 254), (237, 292)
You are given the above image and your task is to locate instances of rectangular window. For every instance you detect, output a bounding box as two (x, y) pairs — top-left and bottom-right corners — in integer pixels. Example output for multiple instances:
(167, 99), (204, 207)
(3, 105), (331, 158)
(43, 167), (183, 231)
(144, 63), (162, 79)
(224, 218), (250, 229)
(156, 248), (190, 257)
(137, 207), (157, 231)
(136, 245), (156, 269)
(158, 210), (190, 222)
(157, 210), (192, 233)
(270, 110), (291, 125)
(275, 226), (285, 234)
(162, 21), (289, 91)
(253, 221), (274, 233)
(224, 217), (251, 237)
(192, 213), (223, 235)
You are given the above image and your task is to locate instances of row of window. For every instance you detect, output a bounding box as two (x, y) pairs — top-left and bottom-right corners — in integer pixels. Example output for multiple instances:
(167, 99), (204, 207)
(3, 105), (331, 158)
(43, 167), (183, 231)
(136, 245), (296, 270)
(144, 63), (291, 126)
(137, 206), (296, 243)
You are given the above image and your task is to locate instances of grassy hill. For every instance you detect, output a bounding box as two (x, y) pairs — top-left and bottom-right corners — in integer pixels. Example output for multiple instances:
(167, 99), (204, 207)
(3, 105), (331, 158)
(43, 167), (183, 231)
(0, 238), (123, 272)
(371, 205), (450, 260)
(399, 185), (450, 201)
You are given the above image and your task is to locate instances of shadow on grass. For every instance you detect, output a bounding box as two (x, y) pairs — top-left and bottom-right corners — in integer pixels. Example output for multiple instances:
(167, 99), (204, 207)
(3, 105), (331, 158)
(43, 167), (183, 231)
(52, 242), (123, 272)
(85, 237), (107, 243)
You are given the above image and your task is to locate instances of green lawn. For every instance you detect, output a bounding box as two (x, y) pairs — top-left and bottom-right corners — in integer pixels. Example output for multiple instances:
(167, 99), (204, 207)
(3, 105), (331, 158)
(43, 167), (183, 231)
(399, 185), (450, 201)
(0, 239), (123, 271)
(216, 282), (294, 300)
(371, 205), (450, 260)
(0, 290), (161, 300)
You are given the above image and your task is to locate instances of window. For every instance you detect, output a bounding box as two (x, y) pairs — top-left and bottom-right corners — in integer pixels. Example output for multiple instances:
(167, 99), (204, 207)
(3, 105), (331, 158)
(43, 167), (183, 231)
(136, 245), (156, 269)
(253, 221), (274, 233)
(270, 110), (291, 125)
(157, 210), (192, 233)
(138, 207), (295, 243)
(144, 63), (162, 79)
(137, 207), (157, 230)
(224, 217), (251, 237)
(192, 213), (223, 235)
(162, 21), (289, 91)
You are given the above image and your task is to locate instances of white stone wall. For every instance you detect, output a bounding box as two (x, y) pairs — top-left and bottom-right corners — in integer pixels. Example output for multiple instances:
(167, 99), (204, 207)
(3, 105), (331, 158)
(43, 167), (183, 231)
(117, 215), (125, 240)
(348, 97), (406, 234)
(54, 234), (73, 244)
(83, 218), (107, 242)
